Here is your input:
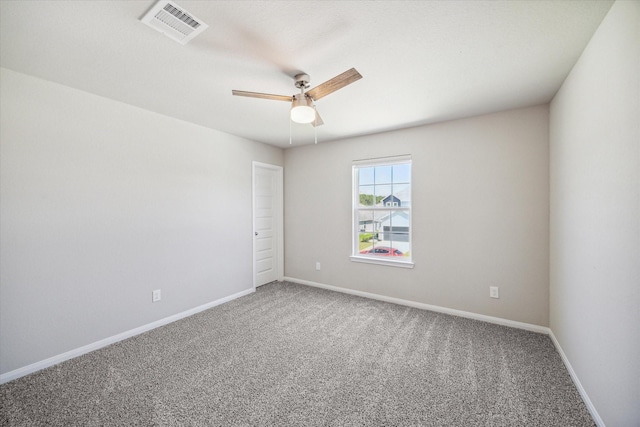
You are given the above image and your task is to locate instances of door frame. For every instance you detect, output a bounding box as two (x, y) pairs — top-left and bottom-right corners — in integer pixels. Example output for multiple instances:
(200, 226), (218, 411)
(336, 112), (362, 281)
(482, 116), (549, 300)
(252, 161), (284, 289)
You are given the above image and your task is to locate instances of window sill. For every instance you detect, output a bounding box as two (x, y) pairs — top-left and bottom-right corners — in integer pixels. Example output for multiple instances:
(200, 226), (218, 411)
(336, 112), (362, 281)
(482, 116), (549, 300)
(350, 255), (414, 269)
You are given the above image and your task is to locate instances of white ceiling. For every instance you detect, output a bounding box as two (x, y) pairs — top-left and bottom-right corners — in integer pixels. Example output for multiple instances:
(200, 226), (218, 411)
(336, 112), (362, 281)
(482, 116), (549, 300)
(0, 0), (613, 148)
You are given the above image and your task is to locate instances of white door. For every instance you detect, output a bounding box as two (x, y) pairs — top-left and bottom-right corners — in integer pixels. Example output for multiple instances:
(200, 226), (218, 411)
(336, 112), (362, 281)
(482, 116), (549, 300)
(253, 162), (283, 287)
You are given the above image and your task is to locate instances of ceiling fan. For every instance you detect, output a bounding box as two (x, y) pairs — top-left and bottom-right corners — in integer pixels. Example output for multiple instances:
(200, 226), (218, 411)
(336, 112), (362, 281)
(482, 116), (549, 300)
(232, 68), (362, 127)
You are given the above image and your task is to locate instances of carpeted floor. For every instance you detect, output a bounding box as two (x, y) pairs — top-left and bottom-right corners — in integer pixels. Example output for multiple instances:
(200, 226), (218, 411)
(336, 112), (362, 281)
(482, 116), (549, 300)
(1, 281), (595, 426)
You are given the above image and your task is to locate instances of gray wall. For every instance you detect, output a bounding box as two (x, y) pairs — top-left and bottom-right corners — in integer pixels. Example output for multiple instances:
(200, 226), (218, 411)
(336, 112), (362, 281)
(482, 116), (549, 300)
(549, 1), (640, 425)
(284, 105), (550, 327)
(0, 68), (283, 375)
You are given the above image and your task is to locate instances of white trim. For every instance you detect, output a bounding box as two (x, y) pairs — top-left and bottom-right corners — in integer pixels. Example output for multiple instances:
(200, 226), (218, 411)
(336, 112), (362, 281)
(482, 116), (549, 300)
(548, 330), (605, 427)
(252, 162), (284, 289)
(283, 276), (549, 334)
(0, 287), (254, 385)
(350, 255), (415, 269)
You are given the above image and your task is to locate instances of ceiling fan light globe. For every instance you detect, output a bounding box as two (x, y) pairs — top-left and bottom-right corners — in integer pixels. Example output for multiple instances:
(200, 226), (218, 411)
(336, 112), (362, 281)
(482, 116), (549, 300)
(290, 105), (316, 123)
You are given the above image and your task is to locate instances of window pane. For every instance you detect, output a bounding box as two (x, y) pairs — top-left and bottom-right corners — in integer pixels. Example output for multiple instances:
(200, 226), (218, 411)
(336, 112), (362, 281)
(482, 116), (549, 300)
(359, 185), (376, 206)
(371, 210), (390, 256)
(385, 211), (410, 257)
(359, 167), (375, 185)
(375, 166), (392, 184)
(358, 210), (375, 233)
(392, 164), (411, 184)
(358, 232), (375, 253)
(374, 184), (391, 204)
(392, 183), (411, 206)
(358, 209), (377, 255)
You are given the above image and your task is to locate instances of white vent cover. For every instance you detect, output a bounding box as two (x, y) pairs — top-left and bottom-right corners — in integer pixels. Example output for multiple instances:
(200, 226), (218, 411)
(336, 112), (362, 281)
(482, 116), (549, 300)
(141, 0), (208, 45)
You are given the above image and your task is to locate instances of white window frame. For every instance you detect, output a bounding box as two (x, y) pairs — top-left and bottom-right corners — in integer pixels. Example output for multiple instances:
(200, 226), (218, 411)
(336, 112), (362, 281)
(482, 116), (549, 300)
(351, 155), (414, 268)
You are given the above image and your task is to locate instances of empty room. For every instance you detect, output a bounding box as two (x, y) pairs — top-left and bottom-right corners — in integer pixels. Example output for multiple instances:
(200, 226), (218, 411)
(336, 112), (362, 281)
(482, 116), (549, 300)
(0, 1), (638, 426)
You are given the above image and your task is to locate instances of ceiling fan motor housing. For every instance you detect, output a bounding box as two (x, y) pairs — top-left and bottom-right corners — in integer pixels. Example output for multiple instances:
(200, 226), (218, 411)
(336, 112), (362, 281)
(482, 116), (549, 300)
(294, 73), (310, 89)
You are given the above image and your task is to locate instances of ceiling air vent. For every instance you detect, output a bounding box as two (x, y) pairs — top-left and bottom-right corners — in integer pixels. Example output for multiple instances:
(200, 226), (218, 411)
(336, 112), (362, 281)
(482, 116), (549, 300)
(140, 0), (208, 45)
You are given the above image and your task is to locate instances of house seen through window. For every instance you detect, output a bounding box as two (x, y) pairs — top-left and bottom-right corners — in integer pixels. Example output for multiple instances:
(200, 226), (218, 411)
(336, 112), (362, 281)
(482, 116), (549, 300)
(352, 156), (413, 267)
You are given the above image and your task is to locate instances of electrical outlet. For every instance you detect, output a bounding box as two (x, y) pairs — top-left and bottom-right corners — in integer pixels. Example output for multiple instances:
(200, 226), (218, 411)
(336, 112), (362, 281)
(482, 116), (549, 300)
(490, 286), (499, 299)
(152, 289), (161, 302)
(315, 262), (321, 271)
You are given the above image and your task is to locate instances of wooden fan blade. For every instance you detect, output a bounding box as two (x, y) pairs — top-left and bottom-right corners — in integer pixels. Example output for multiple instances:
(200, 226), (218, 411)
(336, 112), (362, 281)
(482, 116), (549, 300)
(232, 90), (293, 102)
(306, 68), (362, 101)
(311, 109), (324, 127)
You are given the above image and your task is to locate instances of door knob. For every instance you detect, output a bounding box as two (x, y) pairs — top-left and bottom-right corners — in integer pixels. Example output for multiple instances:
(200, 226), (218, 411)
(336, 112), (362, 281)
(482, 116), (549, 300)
(255, 232), (258, 236)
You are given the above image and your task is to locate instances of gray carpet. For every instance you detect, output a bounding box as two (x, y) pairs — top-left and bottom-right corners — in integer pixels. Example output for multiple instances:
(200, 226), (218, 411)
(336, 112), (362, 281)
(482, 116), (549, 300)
(1, 281), (595, 426)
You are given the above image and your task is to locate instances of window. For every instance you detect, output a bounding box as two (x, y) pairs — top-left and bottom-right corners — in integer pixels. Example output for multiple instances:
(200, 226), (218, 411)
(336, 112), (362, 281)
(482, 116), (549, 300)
(351, 155), (413, 268)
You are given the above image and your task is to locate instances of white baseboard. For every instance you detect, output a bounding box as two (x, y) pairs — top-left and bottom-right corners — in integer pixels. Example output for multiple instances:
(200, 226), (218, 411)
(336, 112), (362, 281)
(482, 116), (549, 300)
(284, 277), (549, 334)
(0, 287), (255, 385)
(548, 330), (605, 427)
